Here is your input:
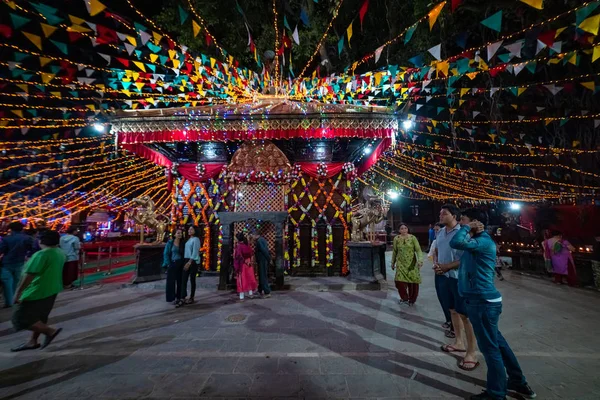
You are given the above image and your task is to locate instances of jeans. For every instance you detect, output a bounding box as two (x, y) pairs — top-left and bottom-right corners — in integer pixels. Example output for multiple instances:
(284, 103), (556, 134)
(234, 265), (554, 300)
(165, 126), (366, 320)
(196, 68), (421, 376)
(1, 264), (23, 307)
(181, 259), (199, 299)
(166, 259), (184, 302)
(465, 299), (527, 400)
(257, 258), (271, 295)
(434, 274), (452, 323)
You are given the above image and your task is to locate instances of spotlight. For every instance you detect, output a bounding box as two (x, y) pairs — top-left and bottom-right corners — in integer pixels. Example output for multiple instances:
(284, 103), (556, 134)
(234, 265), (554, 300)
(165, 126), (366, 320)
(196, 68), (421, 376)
(509, 202), (522, 211)
(402, 120), (414, 130)
(387, 190), (399, 200)
(363, 146), (372, 155)
(93, 123), (105, 133)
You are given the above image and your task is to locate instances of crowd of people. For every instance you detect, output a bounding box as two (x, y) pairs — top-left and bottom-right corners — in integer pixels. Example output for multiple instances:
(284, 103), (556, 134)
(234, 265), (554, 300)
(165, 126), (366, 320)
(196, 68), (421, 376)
(391, 205), (537, 400)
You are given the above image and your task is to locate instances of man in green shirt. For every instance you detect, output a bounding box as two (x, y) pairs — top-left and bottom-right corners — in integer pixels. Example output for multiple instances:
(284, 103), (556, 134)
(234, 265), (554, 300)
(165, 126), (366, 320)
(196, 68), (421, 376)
(11, 230), (65, 352)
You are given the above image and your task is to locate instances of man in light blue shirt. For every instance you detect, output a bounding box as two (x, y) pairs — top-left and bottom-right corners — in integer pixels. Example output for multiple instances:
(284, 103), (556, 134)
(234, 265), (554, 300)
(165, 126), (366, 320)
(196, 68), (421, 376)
(59, 227), (81, 288)
(434, 204), (479, 372)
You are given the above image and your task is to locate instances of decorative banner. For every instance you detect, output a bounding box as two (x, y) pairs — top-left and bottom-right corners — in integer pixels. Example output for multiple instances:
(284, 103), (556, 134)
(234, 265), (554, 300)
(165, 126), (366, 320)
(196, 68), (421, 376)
(579, 14), (600, 36)
(519, 0), (543, 9)
(428, 1), (446, 31)
(428, 43), (441, 60)
(481, 10), (502, 32)
(359, 0), (370, 29)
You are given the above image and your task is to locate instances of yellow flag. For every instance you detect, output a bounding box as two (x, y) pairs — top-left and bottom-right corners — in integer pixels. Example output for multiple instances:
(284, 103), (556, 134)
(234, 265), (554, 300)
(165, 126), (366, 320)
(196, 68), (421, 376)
(210, 57), (216, 68)
(555, 27), (567, 37)
(149, 53), (159, 63)
(593, 45), (600, 63)
(517, 87), (527, 96)
(133, 61), (146, 72)
(428, 1), (446, 31)
(126, 36), (137, 46)
(436, 61), (449, 77)
(134, 82), (145, 91)
(88, 0), (106, 16)
(39, 57), (52, 67)
(11, 110), (23, 118)
(580, 81), (595, 91)
(172, 59), (180, 69)
(519, 0), (543, 9)
(50, 91), (61, 98)
(347, 22), (353, 46)
(69, 15), (86, 25)
(153, 32), (163, 44)
(192, 20), (201, 37)
(579, 14), (600, 36)
(41, 73), (55, 84)
(40, 23), (57, 38)
(460, 88), (469, 97)
(23, 32), (42, 50)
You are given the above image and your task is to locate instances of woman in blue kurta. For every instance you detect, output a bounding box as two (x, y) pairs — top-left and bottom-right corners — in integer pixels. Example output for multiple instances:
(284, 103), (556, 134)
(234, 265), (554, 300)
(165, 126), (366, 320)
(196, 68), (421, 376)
(162, 228), (185, 306)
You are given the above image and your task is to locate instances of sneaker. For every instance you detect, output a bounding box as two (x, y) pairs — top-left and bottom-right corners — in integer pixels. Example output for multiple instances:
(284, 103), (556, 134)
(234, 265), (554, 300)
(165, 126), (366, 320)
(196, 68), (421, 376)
(398, 299), (408, 305)
(470, 391), (505, 400)
(507, 382), (536, 399)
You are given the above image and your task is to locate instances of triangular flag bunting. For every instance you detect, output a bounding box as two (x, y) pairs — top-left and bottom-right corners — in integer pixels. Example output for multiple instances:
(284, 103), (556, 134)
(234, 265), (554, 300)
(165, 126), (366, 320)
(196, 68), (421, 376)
(593, 45), (600, 62)
(428, 2), (446, 31)
(85, 0), (106, 16)
(347, 22), (353, 47)
(519, 0), (543, 9)
(192, 20), (201, 37)
(487, 41), (503, 61)
(292, 26), (300, 45)
(359, 0), (369, 29)
(581, 81), (595, 91)
(374, 46), (384, 63)
(405, 25), (417, 44)
(481, 11), (502, 32)
(428, 44), (441, 60)
(23, 32), (42, 50)
(579, 15), (600, 36)
(178, 5), (189, 25)
(40, 23), (57, 38)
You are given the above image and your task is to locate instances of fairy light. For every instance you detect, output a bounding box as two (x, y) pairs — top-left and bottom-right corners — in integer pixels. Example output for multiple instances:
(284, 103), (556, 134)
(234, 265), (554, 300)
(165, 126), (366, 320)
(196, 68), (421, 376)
(394, 151), (600, 191)
(419, 112), (600, 125)
(1, 157), (155, 214)
(294, 0), (345, 81)
(0, 149), (117, 175)
(383, 156), (559, 199)
(402, 129), (599, 154)
(0, 136), (109, 147)
(272, 0), (280, 87)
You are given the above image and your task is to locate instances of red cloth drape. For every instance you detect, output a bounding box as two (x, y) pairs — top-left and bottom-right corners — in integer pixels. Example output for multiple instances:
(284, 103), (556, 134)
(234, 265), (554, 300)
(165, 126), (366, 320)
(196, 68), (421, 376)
(357, 137), (392, 175)
(120, 143), (172, 168)
(177, 163), (225, 182)
(118, 127), (394, 144)
(296, 162), (345, 178)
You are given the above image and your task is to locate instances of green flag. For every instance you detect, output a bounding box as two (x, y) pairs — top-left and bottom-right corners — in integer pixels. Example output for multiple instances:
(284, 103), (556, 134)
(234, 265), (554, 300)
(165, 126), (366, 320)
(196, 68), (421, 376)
(481, 11), (502, 32)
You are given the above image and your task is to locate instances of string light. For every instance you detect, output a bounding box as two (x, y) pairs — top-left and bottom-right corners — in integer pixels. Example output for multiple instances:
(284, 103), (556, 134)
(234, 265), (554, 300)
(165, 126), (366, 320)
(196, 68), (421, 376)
(294, 0), (345, 81)
(272, 0), (280, 87)
(0, 136), (109, 147)
(402, 129), (599, 154)
(419, 112), (600, 125)
(392, 151), (600, 190)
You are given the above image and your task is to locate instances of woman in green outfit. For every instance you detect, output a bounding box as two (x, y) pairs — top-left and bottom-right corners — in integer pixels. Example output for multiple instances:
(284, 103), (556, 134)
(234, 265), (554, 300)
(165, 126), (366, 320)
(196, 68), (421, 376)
(391, 223), (424, 306)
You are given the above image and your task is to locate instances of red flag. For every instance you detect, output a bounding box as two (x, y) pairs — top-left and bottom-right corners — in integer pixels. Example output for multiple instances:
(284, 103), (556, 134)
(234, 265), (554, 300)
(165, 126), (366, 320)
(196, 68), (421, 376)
(538, 30), (556, 47)
(0, 24), (12, 38)
(116, 57), (129, 67)
(97, 25), (117, 44)
(451, 0), (462, 12)
(359, 0), (369, 30)
(205, 32), (212, 47)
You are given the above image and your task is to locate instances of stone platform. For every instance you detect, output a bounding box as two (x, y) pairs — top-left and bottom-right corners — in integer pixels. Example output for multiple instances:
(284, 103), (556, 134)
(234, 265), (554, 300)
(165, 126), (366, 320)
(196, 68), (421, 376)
(1, 254), (600, 399)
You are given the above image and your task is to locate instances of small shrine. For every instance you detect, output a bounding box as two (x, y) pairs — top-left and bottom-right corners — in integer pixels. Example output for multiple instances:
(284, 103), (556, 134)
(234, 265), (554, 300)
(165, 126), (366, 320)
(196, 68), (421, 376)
(110, 98), (397, 282)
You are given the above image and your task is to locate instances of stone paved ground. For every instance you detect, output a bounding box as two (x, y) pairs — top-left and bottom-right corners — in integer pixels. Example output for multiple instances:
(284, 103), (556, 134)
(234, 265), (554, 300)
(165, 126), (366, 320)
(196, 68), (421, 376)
(1, 255), (600, 399)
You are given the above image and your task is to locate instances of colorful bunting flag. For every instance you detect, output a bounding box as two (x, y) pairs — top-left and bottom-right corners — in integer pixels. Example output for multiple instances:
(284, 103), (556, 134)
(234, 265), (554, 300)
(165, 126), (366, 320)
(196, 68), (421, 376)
(346, 22), (353, 47)
(487, 41), (503, 61)
(337, 36), (344, 55)
(192, 20), (201, 37)
(292, 26), (300, 45)
(85, 0), (106, 16)
(451, 0), (462, 12)
(405, 25), (417, 44)
(178, 5), (189, 25)
(576, 2), (599, 25)
(23, 32), (42, 50)
(283, 15), (291, 31)
(579, 14), (600, 36)
(481, 11), (502, 32)
(428, 2), (446, 31)
(428, 44), (441, 60)
(519, 0), (543, 9)
(10, 14), (30, 30)
(374, 46), (384, 63)
(359, 0), (369, 30)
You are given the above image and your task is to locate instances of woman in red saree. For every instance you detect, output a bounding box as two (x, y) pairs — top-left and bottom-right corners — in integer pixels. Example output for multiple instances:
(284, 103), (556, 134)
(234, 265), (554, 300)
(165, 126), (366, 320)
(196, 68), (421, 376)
(234, 233), (258, 300)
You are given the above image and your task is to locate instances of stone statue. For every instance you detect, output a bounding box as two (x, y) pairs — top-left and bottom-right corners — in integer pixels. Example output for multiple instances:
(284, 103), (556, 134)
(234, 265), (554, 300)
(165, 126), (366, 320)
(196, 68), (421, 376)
(131, 195), (168, 244)
(350, 196), (389, 242)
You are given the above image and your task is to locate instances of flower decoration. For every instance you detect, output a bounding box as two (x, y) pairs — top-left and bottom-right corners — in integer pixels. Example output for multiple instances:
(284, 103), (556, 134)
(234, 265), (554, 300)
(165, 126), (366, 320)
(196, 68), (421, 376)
(317, 162), (328, 178)
(196, 163), (206, 178)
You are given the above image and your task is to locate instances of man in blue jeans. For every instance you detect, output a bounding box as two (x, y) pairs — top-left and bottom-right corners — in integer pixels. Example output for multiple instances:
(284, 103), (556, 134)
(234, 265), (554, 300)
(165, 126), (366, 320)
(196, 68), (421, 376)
(450, 208), (536, 400)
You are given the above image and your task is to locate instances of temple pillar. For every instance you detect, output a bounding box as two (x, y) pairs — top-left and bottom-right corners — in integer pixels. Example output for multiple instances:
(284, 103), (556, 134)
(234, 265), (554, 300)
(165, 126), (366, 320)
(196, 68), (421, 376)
(219, 223), (232, 290)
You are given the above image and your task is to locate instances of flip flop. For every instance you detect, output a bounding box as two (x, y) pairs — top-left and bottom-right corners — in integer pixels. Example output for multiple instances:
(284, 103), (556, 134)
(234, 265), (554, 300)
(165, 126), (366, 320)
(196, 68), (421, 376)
(458, 360), (480, 371)
(11, 343), (41, 352)
(444, 330), (456, 339)
(41, 328), (62, 349)
(442, 322), (451, 329)
(441, 344), (466, 353)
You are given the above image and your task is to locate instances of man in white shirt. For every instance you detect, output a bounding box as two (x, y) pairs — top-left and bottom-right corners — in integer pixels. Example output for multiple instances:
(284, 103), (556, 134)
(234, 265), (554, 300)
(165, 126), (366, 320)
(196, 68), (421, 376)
(59, 227), (81, 288)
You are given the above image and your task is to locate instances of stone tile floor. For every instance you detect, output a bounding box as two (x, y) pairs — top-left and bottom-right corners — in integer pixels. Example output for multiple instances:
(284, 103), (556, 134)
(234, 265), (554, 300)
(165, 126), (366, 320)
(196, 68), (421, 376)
(0, 256), (599, 399)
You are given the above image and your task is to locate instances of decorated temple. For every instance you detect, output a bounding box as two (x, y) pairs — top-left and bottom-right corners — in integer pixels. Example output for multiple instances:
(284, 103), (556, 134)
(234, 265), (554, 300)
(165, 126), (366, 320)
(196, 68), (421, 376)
(110, 99), (397, 283)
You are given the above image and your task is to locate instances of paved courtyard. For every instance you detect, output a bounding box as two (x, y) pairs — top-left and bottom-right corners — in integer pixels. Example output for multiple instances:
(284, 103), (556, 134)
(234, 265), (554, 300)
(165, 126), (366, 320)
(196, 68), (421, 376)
(1, 256), (600, 399)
